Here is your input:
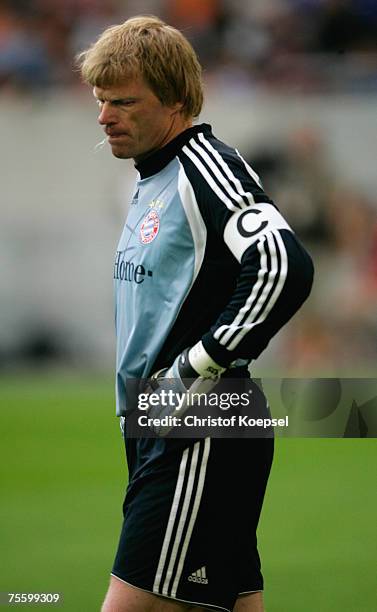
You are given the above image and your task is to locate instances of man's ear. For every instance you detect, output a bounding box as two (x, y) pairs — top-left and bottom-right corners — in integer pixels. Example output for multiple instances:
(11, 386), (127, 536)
(170, 101), (184, 115)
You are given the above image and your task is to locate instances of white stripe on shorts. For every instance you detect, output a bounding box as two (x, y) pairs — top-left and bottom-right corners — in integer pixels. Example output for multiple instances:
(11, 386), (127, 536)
(171, 438), (210, 597)
(152, 438), (211, 597)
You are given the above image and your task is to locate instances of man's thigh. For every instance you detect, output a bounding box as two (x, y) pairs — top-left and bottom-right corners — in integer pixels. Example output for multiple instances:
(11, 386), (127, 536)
(102, 578), (264, 612)
(102, 576), (207, 612)
(233, 592), (264, 612)
(112, 437), (273, 611)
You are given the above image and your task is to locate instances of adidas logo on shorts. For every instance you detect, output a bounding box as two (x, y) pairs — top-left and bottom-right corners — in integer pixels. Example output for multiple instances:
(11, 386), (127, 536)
(188, 566), (208, 584)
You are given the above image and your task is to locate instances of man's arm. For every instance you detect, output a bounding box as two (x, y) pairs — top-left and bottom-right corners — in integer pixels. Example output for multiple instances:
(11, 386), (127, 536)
(199, 211), (314, 370)
(177, 135), (314, 375)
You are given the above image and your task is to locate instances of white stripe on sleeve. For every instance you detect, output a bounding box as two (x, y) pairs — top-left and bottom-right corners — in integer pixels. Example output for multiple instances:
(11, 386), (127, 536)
(182, 145), (239, 212)
(214, 231), (288, 351)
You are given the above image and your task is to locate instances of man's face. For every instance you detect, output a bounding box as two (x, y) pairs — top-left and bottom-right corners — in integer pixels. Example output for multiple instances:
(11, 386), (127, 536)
(94, 77), (186, 162)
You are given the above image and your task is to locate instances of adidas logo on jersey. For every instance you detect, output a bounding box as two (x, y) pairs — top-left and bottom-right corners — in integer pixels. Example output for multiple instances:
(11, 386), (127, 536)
(188, 566), (208, 584)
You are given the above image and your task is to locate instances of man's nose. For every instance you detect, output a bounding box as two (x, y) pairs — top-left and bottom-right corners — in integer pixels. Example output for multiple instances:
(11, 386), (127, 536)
(98, 102), (116, 125)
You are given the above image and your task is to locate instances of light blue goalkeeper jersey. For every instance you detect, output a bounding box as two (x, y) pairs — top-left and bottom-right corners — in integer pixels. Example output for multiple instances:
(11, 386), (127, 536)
(114, 124), (314, 416)
(114, 157), (203, 415)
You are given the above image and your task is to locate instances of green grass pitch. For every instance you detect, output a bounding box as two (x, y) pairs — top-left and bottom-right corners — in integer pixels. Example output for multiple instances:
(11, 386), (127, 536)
(0, 373), (375, 611)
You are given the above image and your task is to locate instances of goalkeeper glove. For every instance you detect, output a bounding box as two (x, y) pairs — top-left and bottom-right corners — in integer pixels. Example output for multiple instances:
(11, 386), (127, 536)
(143, 341), (226, 435)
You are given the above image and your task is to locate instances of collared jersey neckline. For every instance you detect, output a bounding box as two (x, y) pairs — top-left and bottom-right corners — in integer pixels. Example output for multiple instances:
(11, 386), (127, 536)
(135, 123), (212, 179)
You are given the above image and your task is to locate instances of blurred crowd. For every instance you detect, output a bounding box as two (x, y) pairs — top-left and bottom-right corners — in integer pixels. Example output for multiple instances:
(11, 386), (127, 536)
(1, 0), (377, 95)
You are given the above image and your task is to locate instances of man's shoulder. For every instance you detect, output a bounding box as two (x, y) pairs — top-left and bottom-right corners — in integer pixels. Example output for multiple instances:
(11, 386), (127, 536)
(176, 126), (273, 210)
(177, 126), (247, 177)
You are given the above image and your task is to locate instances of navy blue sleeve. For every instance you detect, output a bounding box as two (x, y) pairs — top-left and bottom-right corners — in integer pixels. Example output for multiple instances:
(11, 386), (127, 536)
(178, 131), (314, 367)
(201, 230), (314, 366)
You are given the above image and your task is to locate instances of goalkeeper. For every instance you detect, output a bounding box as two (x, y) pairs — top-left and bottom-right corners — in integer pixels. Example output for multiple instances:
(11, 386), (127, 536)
(78, 15), (314, 612)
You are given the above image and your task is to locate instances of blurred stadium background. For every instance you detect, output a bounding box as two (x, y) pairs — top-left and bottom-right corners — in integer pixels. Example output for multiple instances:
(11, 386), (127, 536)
(1, 1), (376, 610)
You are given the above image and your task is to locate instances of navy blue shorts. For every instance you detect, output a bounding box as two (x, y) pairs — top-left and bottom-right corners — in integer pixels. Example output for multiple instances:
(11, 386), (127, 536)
(112, 435), (273, 611)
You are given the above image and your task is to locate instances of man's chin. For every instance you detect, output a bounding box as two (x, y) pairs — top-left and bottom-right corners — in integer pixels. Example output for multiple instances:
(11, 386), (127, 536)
(111, 147), (132, 159)
(108, 142), (133, 159)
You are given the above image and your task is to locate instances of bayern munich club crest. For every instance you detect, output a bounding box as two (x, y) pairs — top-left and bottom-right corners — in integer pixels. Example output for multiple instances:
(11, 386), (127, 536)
(140, 209), (160, 244)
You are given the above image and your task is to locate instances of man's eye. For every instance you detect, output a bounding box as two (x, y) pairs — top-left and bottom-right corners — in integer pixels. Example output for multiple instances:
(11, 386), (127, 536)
(114, 100), (135, 107)
(95, 99), (135, 108)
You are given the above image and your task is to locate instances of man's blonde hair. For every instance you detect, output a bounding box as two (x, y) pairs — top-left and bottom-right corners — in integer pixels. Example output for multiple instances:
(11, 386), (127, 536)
(78, 15), (203, 118)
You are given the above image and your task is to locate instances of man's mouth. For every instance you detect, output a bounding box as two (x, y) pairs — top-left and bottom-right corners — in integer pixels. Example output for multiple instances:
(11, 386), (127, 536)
(106, 129), (129, 138)
(108, 134), (131, 145)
